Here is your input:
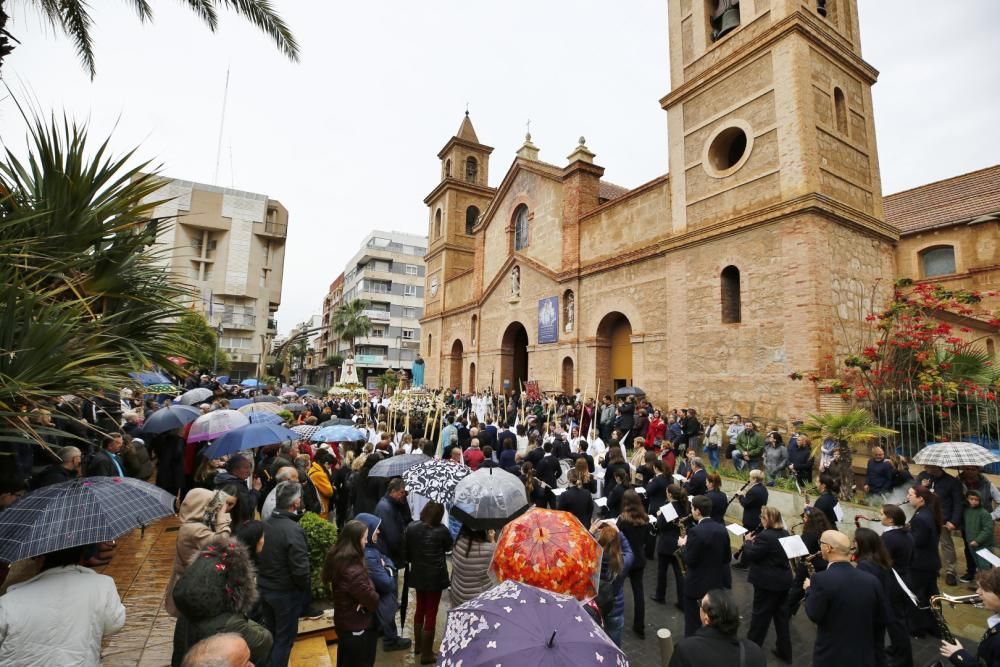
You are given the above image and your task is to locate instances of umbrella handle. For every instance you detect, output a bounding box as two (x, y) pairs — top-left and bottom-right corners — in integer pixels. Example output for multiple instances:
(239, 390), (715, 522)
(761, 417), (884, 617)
(547, 631), (556, 648)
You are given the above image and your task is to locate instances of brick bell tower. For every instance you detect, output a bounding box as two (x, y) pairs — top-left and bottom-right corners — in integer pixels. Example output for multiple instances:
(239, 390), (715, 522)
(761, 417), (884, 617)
(659, 0), (899, 419)
(420, 113), (495, 386)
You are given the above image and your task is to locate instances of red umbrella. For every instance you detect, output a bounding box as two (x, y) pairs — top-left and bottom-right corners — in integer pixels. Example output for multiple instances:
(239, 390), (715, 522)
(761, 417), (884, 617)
(489, 507), (602, 601)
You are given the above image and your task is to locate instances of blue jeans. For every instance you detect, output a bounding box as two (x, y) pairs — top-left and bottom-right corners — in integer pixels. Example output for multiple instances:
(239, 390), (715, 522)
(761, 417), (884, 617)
(260, 588), (308, 667)
(706, 446), (720, 469)
(731, 451), (761, 471)
(604, 612), (624, 647)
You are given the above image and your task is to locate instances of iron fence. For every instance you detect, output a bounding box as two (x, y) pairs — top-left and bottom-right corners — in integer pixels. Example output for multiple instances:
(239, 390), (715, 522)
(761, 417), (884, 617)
(866, 389), (1000, 464)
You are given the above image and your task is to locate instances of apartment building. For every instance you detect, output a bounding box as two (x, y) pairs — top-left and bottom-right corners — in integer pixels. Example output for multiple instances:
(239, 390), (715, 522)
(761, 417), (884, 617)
(144, 177), (288, 380)
(332, 231), (427, 390)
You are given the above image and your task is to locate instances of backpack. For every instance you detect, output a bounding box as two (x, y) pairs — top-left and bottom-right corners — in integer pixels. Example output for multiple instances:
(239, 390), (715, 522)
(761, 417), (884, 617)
(595, 569), (615, 619)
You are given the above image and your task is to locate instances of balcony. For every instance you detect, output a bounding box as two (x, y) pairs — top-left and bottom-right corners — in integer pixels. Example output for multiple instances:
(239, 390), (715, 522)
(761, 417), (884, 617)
(363, 309), (391, 321)
(267, 319), (278, 333)
(258, 221), (287, 237)
(355, 354), (388, 367)
(221, 313), (257, 330)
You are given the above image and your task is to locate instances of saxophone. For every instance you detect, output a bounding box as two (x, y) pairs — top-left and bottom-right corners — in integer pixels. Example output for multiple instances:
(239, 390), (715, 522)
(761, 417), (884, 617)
(928, 593), (984, 643)
(676, 514), (690, 576)
(804, 551), (821, 578)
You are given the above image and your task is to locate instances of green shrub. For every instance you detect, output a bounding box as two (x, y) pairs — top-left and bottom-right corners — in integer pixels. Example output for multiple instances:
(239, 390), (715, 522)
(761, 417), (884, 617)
(300, 511), (338, 598)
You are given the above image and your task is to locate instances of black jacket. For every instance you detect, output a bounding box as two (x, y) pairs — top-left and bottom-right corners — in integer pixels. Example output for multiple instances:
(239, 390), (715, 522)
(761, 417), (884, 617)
(557, 486), (595, 529)
(617, 517), (651, 570)
(526, 447), (545, 467)
(741, 528), (793, 591)
(536, 454), (562, 488)
(606, 483), (625, 518)
(619, 402), (635, 430)
(805, 562), (887, 667)
(706, 489), (727, 523)
(814, 491), (839, 530)
(646, 475), (669, 516)
(685, 469), (708, 497)
(739, 484), (768, 531)
(910, 505), (941, 573)
(257, 509), (310, 593)
(603, 462), (631, 496)
(31, 464), (76, 490)
(374, 494), (412, 567)
(668, 627), (767, 667)
(787, 442), (814, 474)
(949, 625), (1000, 667)
(917, 471), (964, 526)
(682, 518), (732, 599)
(404, 521), (452, 592)
(881, 527), (914, 577)
(573, 452), (595, 473)
(86, 449), (123, 477)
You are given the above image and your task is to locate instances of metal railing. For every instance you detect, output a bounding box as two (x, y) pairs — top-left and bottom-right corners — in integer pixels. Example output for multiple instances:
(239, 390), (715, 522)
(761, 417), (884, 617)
(865, 389), (1000, 461)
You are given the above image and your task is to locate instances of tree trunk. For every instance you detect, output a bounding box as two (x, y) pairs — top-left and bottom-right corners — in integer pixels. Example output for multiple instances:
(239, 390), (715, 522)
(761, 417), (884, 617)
(834, 439), (855, 501)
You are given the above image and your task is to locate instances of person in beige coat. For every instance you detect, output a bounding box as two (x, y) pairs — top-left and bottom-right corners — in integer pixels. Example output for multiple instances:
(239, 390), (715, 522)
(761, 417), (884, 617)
(164, 488), (233, 617)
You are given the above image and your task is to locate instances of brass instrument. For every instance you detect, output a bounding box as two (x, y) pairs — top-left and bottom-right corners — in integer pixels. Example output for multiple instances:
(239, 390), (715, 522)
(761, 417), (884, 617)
(928, 593), (984, 643)
(803, 551), (821, 578)
(676, 514), (689, 576)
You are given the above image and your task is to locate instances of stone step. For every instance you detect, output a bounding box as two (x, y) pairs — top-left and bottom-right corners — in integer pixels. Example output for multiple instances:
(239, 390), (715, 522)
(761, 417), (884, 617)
(290, 636), (333, 667)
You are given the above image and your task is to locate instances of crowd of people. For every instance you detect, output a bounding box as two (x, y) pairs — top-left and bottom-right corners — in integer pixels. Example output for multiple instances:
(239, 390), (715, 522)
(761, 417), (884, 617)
(0, 377), (999, 667)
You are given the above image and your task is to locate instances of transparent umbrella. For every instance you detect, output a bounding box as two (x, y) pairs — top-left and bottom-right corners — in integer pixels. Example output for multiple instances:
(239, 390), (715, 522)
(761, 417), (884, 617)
(451, 468), (529, 530)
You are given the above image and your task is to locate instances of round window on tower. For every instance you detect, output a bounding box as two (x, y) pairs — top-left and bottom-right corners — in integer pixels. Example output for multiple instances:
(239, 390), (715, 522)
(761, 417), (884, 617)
(702, 120), (754, 178)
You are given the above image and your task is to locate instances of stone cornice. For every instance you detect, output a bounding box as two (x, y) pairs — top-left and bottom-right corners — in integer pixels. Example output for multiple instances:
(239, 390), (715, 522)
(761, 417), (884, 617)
(423, 178), (497, 206)
(437, 137), (494, 160)
(424, 242), (475, 263)
(660, 10), (879, 111)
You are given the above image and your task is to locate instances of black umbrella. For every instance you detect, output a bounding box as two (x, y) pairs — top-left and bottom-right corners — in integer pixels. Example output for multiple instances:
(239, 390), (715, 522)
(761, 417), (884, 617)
(141, 404), (201, 434)
(369, 452), (429, 478)
(0, 477), (177, 562)
(614, 386), (646, 397)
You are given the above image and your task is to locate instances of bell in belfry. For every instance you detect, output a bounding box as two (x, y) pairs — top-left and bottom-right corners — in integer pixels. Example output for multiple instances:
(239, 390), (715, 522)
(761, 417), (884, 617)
(710, 0), (740, 41)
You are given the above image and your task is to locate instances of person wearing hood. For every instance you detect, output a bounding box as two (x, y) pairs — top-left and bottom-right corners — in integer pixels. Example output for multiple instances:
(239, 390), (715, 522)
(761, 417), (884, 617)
(356, 513), (412, 652)
(165, 488), (233, 617)
(170, 538), (272, 667)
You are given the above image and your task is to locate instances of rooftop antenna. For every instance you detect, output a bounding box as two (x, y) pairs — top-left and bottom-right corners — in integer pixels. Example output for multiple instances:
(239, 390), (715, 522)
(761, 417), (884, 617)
(213, 66), (230, 185)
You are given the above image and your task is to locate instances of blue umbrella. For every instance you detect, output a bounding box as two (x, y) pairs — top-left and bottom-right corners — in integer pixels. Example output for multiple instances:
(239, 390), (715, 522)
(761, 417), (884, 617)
(311, 425), (366, 443)
(203, 422), (299, 459)
(129, 370), (173, 386)
(248, 411), (284, 425)
(241, 379), (259, 388)
(296, 388), (309, 396)
(140, 404), (201, 434)
(216, 376), (230, 384)
(228, 398), (252, 409)
(0, 477), (177, 562)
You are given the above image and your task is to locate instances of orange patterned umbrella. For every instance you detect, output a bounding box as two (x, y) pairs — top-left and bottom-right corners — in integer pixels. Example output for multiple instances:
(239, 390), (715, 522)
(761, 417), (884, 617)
(489, 507), (602, 601)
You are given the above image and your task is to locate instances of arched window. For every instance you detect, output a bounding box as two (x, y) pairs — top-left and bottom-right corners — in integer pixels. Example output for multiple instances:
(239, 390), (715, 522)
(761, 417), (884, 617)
(444, 159), (452, 178)
(920, 246), (956, 277)
(434, 209), (442, 239)
(465, 157), (478, 184)
(833, 87), (848, 136)
(471, 314), (478, 345)
(427, 334), (433, 356)
(721, 265), (741, 324)
(514, 205), (529, 251)
(465, 206), (479, 235)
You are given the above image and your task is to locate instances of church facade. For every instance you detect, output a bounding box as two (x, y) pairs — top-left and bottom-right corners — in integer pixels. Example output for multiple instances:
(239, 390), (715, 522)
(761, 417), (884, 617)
(417, 0), (974, 423)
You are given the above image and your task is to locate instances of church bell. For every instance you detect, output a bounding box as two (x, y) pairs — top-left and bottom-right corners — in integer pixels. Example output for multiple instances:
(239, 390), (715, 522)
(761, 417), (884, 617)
(712, 7), (740, 41)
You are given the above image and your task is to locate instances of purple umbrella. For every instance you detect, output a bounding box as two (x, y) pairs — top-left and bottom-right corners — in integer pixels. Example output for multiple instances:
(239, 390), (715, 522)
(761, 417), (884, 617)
(438, 579), (628, 666)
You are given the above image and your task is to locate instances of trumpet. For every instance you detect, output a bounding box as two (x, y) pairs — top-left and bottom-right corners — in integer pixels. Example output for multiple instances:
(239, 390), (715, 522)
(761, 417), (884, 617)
(789, 521), (805, 535)
(928, 593), (984, 643)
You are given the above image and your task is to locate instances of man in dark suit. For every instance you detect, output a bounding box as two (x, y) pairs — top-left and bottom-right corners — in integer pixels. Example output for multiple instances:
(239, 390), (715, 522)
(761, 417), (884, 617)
(574, 441), (595, 473)
(915, 464), (964, 586)
(535, 442), (562, 490)
(805, 530), (887, 667)
(679, 495), (732, 636)
(496, 421), (515, 452)
(685, 457), (708, 497)
(668, 588), (766, 667)
(86, 434), (126, 477)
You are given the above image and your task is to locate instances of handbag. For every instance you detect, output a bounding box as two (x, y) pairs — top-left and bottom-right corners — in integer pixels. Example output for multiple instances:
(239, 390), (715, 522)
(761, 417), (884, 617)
(595, 570), (615, 619)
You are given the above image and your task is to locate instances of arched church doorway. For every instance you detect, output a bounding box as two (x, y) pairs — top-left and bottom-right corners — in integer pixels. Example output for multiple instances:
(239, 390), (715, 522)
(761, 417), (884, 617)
(469, 362), (477, 392)
(596, 312), (633, 391)
(449, 340), (464, 391)
(561, 357), (574, 395)
(500, 322), (529, 393)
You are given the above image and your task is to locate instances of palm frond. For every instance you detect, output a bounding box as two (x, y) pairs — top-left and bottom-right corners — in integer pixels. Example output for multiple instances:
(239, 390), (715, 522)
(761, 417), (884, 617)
(54, 1), (97, 79)
(124, 0), (154, 22)
(175, 0), (219, 30)
(220, 0), (300, 61)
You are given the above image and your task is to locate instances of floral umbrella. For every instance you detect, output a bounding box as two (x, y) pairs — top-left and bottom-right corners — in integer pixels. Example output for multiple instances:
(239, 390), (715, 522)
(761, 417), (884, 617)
(490, 508), (602, 601)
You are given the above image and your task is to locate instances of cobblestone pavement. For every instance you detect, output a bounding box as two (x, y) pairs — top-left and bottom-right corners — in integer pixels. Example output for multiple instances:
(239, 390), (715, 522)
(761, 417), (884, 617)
(97, 517), (989, 666)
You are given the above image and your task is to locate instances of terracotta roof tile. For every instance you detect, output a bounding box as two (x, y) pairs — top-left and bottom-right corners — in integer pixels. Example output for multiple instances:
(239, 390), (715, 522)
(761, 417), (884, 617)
(599, 181), (629, 202)
(884, 164), (1000, 235)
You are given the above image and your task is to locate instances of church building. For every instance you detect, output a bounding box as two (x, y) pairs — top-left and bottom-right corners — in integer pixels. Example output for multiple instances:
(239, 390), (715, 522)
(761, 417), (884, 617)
(418, 0), (997, 423)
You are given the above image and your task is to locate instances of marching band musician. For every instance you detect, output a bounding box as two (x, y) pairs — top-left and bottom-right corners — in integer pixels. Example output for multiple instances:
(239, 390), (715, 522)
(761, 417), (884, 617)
(909, 484), (945, 638)
(940, 568), (1000, 666)
(804, 530), (887, 667)
(652, 484), (690, 608)
(787, 507), (831, 617)
(678, 495), (732, 637)
(739, 506), (794, 663)
(734, 469), (767, 570)
(854, 527), (913, 667)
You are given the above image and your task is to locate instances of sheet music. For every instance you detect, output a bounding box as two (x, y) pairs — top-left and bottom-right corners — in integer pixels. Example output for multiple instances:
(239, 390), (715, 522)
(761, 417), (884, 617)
(672, 473), (686, 483)
(634, 487), (646, 495)
(551, 487), (566, 496)
(833, 503), (844, 522)
(892, 568), (920, 606)
(660, 503), (678, 522)
(977, 548), (1000, 568)
(779, 535), (809, 559)
(727, 524), (748, 536)
(594, 497), (608, 508)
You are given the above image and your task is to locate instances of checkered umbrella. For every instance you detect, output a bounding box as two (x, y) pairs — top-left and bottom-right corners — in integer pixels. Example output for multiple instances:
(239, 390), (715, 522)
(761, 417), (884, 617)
(402, 459), (470, 504)
(370, 452), (430, 478)
(0, 477), (177, 562)
(913, 442), (1000, 468)
(291, 424), (320, 440)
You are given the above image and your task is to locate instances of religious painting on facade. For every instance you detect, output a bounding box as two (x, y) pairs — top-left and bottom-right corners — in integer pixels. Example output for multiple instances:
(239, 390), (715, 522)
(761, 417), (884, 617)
(526, 380), (541, 401)
(537, 296), (559, 344)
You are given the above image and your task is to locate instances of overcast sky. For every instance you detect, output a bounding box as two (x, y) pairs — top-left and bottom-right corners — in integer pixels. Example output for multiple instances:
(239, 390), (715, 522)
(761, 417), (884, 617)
(2, 1), (998, 334)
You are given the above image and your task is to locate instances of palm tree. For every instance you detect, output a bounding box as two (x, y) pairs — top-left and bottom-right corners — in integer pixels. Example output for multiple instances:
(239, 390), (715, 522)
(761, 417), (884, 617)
(0, 0), (299, 78)
(800, 409), (897, 501)
(332, 299), (372, 359)
(0, 111), (191, 451)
